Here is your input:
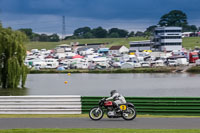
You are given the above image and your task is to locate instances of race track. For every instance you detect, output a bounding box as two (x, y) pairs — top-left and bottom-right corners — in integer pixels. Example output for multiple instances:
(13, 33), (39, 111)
(0, 117), (200, 129)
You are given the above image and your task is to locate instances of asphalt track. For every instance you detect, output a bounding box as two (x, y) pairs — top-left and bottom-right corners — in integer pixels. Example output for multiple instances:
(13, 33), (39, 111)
(0, 117), (200, 129)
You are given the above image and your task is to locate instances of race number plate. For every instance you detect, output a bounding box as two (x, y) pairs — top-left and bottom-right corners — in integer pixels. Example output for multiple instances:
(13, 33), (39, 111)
(119, 105), (127, 111)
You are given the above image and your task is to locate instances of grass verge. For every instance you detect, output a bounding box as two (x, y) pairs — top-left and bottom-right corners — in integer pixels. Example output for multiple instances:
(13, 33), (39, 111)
(30, 67), (175, 74)
(187, 66), (200, 73)
(25, 37), (146, 50)
(26, 37), (200, 50)
(182, 37), (200, 49)
(1, 129), (200, 133)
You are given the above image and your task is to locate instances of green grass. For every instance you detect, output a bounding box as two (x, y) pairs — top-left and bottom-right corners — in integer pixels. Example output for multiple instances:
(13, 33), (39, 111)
(182, 37), (200, 49)
(187, 66), (200, 73)
(25, 37), (147, 50)
(30, 67), (175, 74)
(1, 129), (200, 133)
(26, 37), (200, 51)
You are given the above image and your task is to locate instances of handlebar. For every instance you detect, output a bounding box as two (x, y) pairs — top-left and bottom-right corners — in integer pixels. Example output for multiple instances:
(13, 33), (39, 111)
(101, 97), (107, 102)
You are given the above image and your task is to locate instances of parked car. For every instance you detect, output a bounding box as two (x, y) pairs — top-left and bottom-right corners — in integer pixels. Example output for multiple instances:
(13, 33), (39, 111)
(121, 62), (134, 69)
(45, 59), (59, 69)
(112, 62), (121, 68)
(195, 59), (200, 66)
(168, 60), (178, 66)
(141, 62), (150, 67)
(152, 60), (165, 67)
(133, 62), (141, 68)
(177, 58), (189, 66)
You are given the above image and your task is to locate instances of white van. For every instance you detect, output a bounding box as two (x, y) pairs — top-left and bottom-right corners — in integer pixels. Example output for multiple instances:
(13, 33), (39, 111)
(177, 58), (189, 66)
(155, 60), (165, 67)
(45, 59), (59, 69)
(168, 60), (178, 66)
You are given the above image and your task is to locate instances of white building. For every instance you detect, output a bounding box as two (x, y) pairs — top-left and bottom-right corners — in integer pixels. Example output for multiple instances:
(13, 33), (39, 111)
(129, 40), (153, 51)
(109, 45), (129, 56)
(154, 27), (182, 51)
(182, 32), (193, 38)
(56, 44), (72, 53)
(45, 59), (59, 69)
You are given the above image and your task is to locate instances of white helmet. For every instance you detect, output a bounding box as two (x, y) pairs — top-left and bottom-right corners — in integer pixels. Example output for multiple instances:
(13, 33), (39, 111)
(110, 90), (117, 96)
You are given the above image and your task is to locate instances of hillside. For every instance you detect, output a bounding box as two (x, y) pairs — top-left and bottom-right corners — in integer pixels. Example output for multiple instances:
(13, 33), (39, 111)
(182, 37), (200, 49)
(25, 37), (147, 50)
(25, 37), (200, 51)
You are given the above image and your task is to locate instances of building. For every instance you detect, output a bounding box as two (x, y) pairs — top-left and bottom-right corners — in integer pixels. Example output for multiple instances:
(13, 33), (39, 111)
(76, 43), (107, 53)
(98, 48), (109, 55)
(129, 40), (154, 52)
(154, 27), (182, 51)
(109, 45), (129, 56)
(182, 32), (193, 38)
(56, 44), (72, 53)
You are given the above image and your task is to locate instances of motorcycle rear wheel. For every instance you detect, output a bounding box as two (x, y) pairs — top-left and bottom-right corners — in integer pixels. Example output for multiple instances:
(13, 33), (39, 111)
(122, 107), (137, 120)
(89, 107), (104, 120)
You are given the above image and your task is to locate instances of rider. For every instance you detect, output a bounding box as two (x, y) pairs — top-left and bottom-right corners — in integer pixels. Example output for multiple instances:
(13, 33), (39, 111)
(106, 90), (126, 112)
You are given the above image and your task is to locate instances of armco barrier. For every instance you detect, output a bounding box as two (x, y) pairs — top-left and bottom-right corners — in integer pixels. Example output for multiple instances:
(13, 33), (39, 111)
(0, 95), (81, 114)
(81, 96), (200, 115)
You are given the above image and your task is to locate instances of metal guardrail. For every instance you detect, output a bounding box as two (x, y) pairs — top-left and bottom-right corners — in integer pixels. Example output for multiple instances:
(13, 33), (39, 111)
(81, 96), (200, 115)
(0, 95), (81, 114)
(1, 96), (200, 115)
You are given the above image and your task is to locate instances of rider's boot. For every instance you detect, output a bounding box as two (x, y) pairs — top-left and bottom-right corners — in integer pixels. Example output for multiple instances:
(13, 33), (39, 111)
(116, 106), (122, 113)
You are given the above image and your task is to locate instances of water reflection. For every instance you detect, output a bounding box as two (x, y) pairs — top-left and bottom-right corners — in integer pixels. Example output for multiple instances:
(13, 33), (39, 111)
(1, 73), (200, 97)
(0, 88), (27, 96)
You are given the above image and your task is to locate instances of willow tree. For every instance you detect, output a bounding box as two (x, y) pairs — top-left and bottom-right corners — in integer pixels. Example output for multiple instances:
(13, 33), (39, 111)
(0, 24), (28, 88)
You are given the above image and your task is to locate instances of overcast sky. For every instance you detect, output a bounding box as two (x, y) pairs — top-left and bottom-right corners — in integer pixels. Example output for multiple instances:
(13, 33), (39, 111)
(0, 0), (200, 35)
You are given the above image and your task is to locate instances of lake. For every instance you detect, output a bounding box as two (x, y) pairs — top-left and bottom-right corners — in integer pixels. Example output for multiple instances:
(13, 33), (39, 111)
(1, 73), (199, 97)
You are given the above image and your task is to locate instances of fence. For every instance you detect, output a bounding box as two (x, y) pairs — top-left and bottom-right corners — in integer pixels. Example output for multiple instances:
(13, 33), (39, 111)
(0, 95), (81, 114)
(0, 96), (200, 115)
(82, 96), (200, 115)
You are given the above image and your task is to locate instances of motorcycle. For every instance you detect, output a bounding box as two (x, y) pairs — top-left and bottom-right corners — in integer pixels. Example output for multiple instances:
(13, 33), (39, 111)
(89, 97), (137, 120)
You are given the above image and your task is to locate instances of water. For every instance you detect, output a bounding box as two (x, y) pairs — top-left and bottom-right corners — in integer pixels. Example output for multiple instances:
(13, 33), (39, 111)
(0, 73), (200, 97)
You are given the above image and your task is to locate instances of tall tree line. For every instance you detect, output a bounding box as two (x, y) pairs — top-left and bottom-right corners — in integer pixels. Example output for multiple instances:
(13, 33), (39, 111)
(18, 28), (60, 42)
(70, 27), (139, 39)
(71, 10), (200, 39)
(19, 10), (200, 41)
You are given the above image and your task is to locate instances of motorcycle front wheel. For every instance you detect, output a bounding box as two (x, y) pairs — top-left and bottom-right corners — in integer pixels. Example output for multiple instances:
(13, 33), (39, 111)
(89, 107), (104, 120)
(122, 107), (137, 120)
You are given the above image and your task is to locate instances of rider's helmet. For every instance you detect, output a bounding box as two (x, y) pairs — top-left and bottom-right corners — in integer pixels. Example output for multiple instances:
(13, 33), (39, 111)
(110, 90), (117, 96)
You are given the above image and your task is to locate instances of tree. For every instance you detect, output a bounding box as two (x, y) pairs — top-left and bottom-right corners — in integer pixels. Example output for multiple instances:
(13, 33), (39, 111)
(118, 29), (128, 37)
(190, 25), (198, 32)
(49, 33), (60, 42)
(144, 25), (157, 37)
(182, 25), (198, 32)
(145, 25), (157, 33)
(135, 31), (145, 37)
(109, 32), (119, 38)
(73, 27), (91, 38)
(108, 28), (128, 38)
(83, 32), (94, 38)
(31, 33), (40, 41)
(128, 31), (135, 37)
(92, 27), (107, 38)
(158, 10), (198, 32)
(0, 24), (28, 88)
(159, 10), (188, 27)
(39, 34), (49, 42)
(18, 28), (33, 38)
